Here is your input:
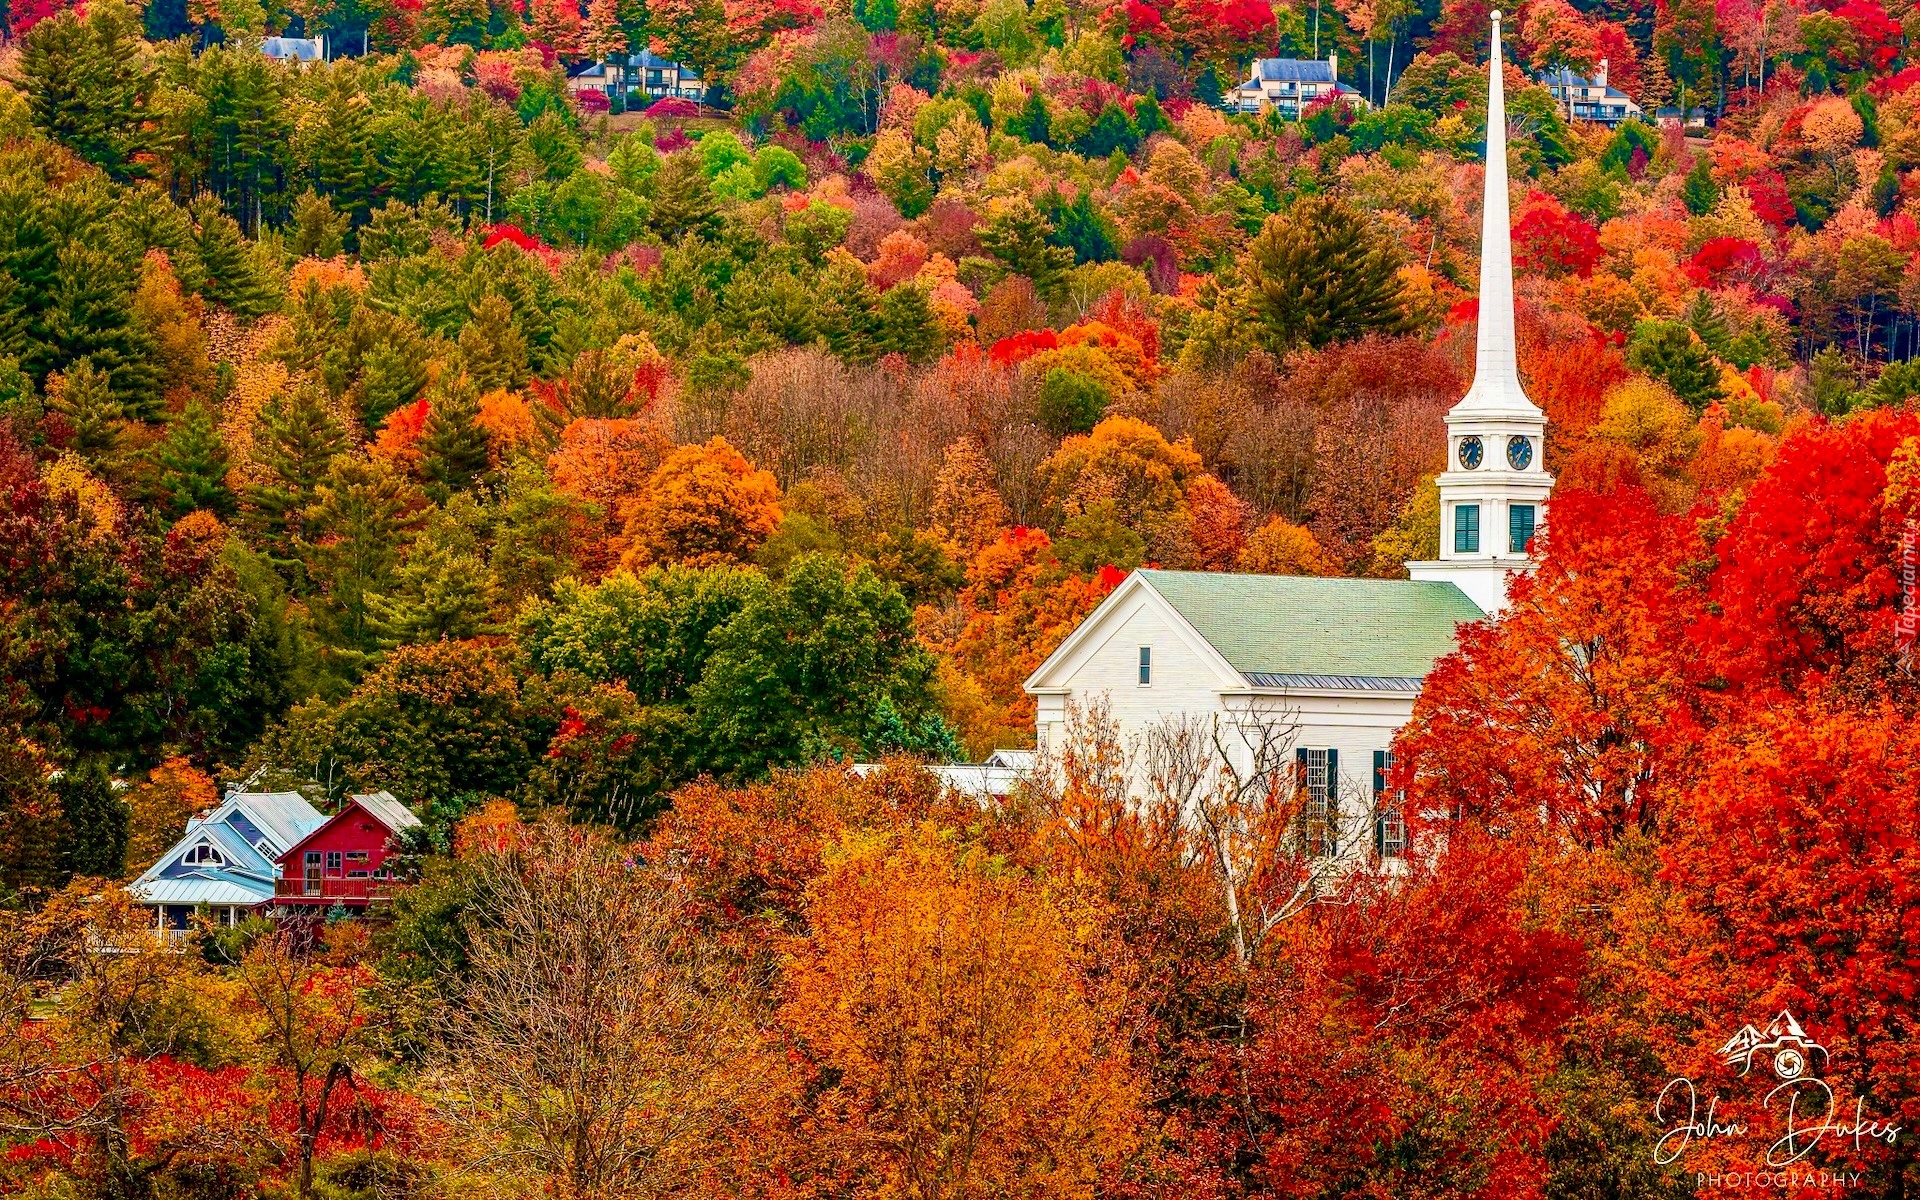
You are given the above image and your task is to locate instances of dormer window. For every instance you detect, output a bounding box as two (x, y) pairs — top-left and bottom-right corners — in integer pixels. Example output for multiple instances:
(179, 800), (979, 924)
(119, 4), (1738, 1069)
(182, 841), (226, 867)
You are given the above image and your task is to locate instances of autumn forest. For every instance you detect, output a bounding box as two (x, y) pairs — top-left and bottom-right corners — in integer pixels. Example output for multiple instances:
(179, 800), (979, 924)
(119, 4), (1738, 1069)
(0, 0), (1916, 1191)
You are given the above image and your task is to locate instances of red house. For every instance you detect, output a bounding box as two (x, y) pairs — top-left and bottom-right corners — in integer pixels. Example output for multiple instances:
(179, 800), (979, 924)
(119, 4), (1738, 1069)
(273, 791), (421, 910)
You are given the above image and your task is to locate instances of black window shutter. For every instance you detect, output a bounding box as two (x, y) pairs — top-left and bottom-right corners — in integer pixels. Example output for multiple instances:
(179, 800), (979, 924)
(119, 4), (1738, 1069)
(1372, 749), (1386, 797)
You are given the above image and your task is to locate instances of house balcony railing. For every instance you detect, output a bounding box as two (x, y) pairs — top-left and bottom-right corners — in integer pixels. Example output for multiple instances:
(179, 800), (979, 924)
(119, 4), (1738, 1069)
(274, 877), (401, 903)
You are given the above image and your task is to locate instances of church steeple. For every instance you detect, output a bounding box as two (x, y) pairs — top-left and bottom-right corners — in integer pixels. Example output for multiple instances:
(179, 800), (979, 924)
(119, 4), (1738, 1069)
(1405, 10), (1554, 617)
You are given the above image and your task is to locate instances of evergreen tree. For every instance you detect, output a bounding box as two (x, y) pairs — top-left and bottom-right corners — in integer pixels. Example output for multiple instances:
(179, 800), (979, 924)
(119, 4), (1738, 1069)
(1076, 103), (1140, 157)
(308, 77), (377, 221)
(53, 759), (129, 881)
(1681, 155), (1720, 217)
(815, 261), (884, 364)
(0, 357), (42, 427)
(304, 456), (427, 660)
(977, 195), (1075, 296)
(1246, 195), (1413, 350)
(360, 337), (433, 432)
(875, 282), (940, 363)
(455, 294), (530, 392)
(290, 191), (349, 259)
(420, 375), (492, 498)
(1627, 319), (1725, 412)
(1134, 91), (1166, 137)
(646, 153), (721, 243)
(193, 198), (281, 318)
(48, 359), (125, 464)
(1014, 88), (1051, 145)
(1684, 290), (1732, 362)
(369, 501), (494, 647)
(245, 384), (347, 558)
(153, 399), (235, 518)
(44, 244), (161, 419)
(18, 0), (156, 181)
(1048, 189), (1119, 264)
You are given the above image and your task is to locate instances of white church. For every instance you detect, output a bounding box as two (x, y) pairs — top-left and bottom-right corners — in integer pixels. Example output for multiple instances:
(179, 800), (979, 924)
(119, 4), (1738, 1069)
(1022, 13), (1551, 859)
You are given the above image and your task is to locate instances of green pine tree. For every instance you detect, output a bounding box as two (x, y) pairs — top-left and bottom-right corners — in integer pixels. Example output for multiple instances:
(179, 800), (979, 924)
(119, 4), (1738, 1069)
(455, 294), (530, 392)
(1684, 290), (1733, 361)
(0, 356), (41, 427)
(368, 499), (494, 647)
(815, 260), (884, 364)
(307, 76), (377, 221)
(977, 195), (1075, 296)
(244, 384), (348, 559)
(1014, 89), (1052, 145)
(420, 374), (492, 498)
(153, 399), (235, 518)
(646, 153), (721, 243)
(303, 456), (427, 661)
(359, 337), (432, 432)
(1626, 319), (1725, 413)
(1681, 154), (1720, 217)
(876, 282), (940, 363)
(193, 198), (282, 318)
(53, 759), (129, 881)
(289, 190), (349, 259)
(44, 243), (161, 420)
(49, 358), (125, 464)
(1246, 195), (1414, 350)
(19, 0), (156, 181)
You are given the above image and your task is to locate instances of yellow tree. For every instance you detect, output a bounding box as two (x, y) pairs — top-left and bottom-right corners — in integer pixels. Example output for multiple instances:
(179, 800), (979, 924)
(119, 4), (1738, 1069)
(782, 823), (1139, 1200)
(621, 436), (783, 569)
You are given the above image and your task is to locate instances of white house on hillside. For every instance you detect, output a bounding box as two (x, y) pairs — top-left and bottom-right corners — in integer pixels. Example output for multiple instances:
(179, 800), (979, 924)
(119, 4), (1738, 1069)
(1540, 60), (1643, 126)
(1227, 54), (1366, 117)
(1025, 12), (1548, 860)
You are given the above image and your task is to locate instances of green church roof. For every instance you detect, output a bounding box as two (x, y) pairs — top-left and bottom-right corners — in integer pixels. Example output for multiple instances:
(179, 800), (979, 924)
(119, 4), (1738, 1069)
(1138, 569), (1485, 686)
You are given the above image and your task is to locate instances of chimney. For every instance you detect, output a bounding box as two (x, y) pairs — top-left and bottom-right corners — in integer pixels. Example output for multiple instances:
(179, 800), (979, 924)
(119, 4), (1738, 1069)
(1594, 57), (1608, 89)
(1328, 51), (1338, 80)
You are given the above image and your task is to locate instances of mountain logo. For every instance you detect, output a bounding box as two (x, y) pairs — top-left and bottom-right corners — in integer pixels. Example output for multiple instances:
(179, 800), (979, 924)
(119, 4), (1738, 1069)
(1715, 1011), (1828, 1081)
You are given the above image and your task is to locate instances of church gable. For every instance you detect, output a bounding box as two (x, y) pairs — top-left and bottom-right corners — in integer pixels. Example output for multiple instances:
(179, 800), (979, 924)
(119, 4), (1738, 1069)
(1025, 573), (1244, 695)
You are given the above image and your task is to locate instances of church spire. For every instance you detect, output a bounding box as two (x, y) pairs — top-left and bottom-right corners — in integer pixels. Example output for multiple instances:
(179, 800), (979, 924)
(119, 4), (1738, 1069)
(1403, 9), (1553, 617)
(1451, 9), (1542, 420)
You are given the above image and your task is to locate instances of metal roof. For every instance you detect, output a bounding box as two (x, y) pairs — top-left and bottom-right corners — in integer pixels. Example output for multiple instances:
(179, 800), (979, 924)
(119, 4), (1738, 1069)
(1540, 68), (1635, 101)
(1253, 57), (1337, 83)
(221, 791), (326, 852)
(1241, 673), (1426, 692)
(1137, 569), (1484, 682)
(131, 877), (273, 907)
(353, 791), (422, 835)
(261, 36), (324, 61)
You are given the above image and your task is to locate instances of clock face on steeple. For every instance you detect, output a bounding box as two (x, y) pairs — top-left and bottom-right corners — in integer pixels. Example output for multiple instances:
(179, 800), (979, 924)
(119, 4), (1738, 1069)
(1458, 436), (1484, 469)
(1507, 435), (1533, 470)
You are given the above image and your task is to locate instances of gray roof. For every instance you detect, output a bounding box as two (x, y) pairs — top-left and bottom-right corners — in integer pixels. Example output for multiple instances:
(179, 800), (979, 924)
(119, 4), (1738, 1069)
(1252, 57), (1336, 83)
(632, 49), (696, 72)
(353, 791), (421, 835)
(1540, 67), (1635, 101)
(223, 791), (327, 851)
(261, 36), (324, 61)
(133, 877), (273, 907)
(1139, 569), (1485, 686)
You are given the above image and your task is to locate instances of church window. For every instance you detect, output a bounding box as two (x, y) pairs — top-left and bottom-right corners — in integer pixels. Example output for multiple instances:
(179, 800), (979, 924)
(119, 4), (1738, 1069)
(1138, 646), (1151, 685)
(1510, 503), (1536, 553)
(1454, 504), (1480, 553)
(1296, 748), (1339, 857)
(1373, 750), (1406, 859)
